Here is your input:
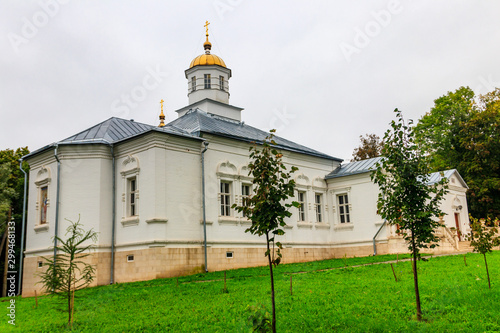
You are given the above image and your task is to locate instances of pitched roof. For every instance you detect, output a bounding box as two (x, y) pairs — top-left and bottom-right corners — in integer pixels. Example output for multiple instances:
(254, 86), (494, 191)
(325, 157), (383, 179)
(167, 109), (342, 161)
(24, 117), (200, 159)
(326, 157), (468, 188)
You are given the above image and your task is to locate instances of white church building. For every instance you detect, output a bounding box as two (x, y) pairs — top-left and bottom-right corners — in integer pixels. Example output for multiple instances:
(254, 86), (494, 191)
(21, 30), (471, 296)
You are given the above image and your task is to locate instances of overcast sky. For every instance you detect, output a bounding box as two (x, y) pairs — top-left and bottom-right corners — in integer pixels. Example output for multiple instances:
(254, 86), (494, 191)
(1, 1), (499, 162)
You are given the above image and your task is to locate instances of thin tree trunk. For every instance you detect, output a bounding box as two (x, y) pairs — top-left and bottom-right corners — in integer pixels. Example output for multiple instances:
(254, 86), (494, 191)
(68, 269), (72, 327)
(266, 233), (276, 333)
(411, 231), (422, 321)
(484, 253), (491, 289)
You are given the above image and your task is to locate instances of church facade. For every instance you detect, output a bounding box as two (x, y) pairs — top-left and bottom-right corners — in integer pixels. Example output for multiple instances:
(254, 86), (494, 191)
(21, 32), (471, 296)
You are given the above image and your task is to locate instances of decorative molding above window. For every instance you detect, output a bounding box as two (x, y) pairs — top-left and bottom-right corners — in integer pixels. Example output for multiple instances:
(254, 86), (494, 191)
(312, 177), (327, 190)
(120, 155), (140, 177)
(294, 173), (310, 188)
(34, 166), (51, 186)
(217, 160), (237, 178)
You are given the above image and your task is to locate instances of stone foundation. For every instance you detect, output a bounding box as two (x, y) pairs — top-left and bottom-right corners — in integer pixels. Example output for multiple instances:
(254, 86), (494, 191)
(22, 238), (465, 297)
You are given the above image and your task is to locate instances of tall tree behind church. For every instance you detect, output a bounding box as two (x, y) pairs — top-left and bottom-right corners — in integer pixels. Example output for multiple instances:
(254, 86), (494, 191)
(414, 87), (500, 218)
(351, 133), (384, 162)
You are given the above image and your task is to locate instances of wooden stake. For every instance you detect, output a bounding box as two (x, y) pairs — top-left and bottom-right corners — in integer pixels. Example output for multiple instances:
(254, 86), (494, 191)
(397, 253), (399, 264)
(224, 271), (227, 291)
(290, 275), (293, 296)
(35, 290), (38, 309)
(463, 254), (467, 266)
(176, 277), (179, 287)
(390, 263), (398, 282)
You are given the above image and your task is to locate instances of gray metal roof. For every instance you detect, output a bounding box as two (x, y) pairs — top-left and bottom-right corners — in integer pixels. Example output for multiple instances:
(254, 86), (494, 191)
(24, 117), (200, 159)
(167, 109), (342, 161)
(326, 157), (468, 188)
(326, 157), (383, 179)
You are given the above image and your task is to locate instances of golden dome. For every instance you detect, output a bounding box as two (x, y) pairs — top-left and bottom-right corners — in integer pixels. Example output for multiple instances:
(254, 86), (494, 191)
(189, 21), (227, 69)
(189, 53), (227, 68)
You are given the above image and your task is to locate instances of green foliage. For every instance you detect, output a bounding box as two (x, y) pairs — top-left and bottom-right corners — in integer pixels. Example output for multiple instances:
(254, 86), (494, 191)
(0, 147), (30, 222)
(232, 129), (298, 333)
(467, 216), (500, 255)
(351, 133), (384, 162)
(414, 86), (475, 171)
(233, 130), (298, 266)
(414, 86), (500, 219)
(6, 253), (500, 332)
(466, 215), (500, 289)
(458, 90), (500, 218)
(372, 109), (448, 321)
(372, 109), (448, 256)
(246, 304), (272, 332)
(37, 216), (98, 327)
(0, 163), (16, 226)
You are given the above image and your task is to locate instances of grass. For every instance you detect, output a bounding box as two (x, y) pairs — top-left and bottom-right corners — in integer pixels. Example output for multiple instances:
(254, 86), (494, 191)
(2, 252), (500, 332)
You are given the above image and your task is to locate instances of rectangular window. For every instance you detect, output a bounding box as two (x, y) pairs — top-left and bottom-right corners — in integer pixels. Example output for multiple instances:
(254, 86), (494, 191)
(204, 74), (211, 89)
(338, 194), (350, 223)
(297, 191), (306, 221)
(219, 76), (224, 91)
(220, 182), (231, 216)
(128, 177), (137, 217)
(191, 76), (196, 91)
(241, 184), (251, 217)
(315, 193), (323, 223)
(40, 186), (48, 224)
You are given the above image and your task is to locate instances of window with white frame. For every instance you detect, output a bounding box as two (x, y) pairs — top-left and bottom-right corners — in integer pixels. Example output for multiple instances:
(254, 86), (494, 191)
(128, 177), (138, 217)
(191, 76), (196, 92)
(204, 74), (211, 89)
(315, 193), (323, 223)
(241, 184), (251, 217)
(220, 181), (231, 216)
(297, 191), (306, 221)
(337, 194), (350, 223)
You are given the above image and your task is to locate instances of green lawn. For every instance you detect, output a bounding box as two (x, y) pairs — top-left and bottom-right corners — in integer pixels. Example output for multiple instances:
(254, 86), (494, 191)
(2, 252), (500, 332)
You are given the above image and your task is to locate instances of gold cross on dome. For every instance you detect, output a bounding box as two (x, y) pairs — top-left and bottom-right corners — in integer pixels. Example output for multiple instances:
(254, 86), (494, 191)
(160, 99), (164, 112)
(204, 21), (210, 36)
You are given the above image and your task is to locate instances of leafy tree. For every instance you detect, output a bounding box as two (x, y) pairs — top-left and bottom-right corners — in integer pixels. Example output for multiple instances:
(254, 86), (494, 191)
(371, 109), (448, 321)
(38, 217), (98, 328)
(458, 89), (500, 218)
(233, 130), (298, 333)
(351, 133), (384, 162)
(414, 86), (475, 171)
(0, 147), (29, 295)
(466, 216), (500, 289)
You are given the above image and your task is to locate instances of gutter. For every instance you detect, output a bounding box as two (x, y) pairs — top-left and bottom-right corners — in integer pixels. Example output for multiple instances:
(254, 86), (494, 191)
(109, 145), (116, 284)
(18, 159), (28, 295)
(53, 145), (61, 265)
(201, 141), (209, 272)
(373, 220), (387, 256)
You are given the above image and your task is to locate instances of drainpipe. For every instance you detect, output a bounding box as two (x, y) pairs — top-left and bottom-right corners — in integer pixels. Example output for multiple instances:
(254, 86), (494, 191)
(109, 145), (116, 284)
(17, 159), (28, 295)
(201, 141), (209, 273)
(53, 144), (61, 264)
(373, 220), (386, 256)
